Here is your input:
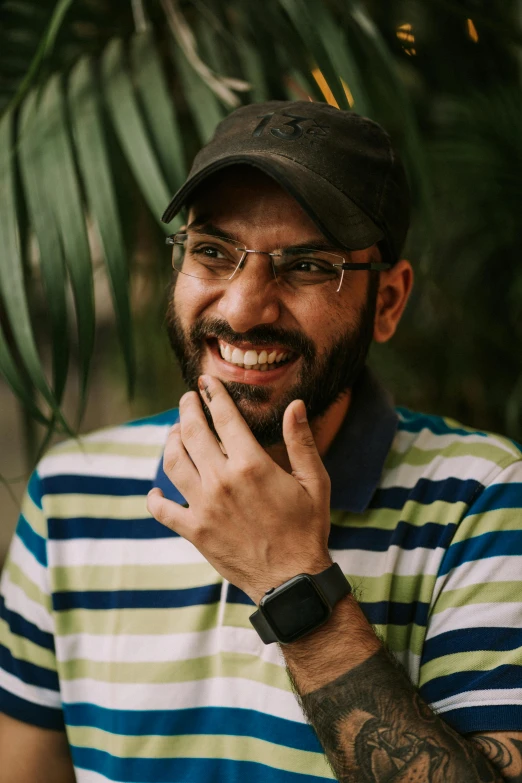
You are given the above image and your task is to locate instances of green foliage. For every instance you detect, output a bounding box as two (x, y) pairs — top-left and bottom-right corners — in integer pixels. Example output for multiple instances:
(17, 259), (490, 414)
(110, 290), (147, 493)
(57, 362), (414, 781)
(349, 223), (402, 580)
(1, 0), (522, 449)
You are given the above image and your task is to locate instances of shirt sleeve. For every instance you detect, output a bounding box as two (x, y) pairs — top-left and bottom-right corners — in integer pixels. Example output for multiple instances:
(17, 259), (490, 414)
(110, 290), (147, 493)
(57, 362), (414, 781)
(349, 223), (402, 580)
(0, 470), (64, 729)
(417, 459), (522, 734)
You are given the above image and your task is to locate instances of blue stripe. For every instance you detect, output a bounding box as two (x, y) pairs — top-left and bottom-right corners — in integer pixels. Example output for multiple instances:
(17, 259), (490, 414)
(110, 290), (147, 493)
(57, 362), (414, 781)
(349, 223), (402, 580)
(16, 515), (47, 566)
(438, 529), (522, 576)
(465, 482), (522, 515)
(329, 520), (456, 552)
(0, 595), (54, 651)
(52, 583), (222, 611)
(360, 599), (429, 626)
(48, 517), (178, 540)
(71, 747), (328, 783)
(420, 664), (522, 704)
(125, 409), (178, 427)
(0, 642), (59, 691)
(371, 478), (483, 511)
(42, 475), (153, 497)
(227, 584), (256, 606)
(396, 409), (488, 439)
(423, 627), (522, 662)
(0, 686), (64, 730)
(27, 470), (43, 509)
(440, 703), (522, 734)
(64, 704), (322, 753)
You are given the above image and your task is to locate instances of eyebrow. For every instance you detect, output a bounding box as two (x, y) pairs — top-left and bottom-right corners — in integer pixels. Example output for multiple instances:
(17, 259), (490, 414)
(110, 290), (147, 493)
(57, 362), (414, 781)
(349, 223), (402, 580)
(185, 219), (345, 255)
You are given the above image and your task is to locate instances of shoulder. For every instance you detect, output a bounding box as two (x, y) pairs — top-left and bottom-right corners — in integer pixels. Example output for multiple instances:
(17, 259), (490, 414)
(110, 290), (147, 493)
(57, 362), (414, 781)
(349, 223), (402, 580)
(390, 407), (522, 489)
(36, 408), (179, 489)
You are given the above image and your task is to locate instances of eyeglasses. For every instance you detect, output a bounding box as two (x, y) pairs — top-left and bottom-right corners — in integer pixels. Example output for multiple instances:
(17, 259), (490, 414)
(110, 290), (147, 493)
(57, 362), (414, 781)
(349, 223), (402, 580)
(166, 232), (390, 294)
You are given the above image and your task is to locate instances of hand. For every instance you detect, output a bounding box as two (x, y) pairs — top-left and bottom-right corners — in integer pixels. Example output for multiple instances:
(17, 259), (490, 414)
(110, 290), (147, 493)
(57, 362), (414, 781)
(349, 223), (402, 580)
(146, 374), (333, 604)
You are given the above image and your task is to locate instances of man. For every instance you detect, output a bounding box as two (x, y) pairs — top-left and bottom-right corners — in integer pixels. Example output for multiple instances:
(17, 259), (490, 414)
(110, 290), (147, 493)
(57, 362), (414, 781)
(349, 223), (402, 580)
(1, 101), (522, 783)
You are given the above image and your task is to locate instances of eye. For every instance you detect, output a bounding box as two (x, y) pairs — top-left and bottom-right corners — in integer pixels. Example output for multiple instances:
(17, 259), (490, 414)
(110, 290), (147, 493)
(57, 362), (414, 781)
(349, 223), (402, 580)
(192, 243), (227, 259)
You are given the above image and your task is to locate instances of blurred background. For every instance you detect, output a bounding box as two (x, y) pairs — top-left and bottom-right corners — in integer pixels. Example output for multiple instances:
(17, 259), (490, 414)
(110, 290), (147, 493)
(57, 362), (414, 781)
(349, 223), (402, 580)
(1, 0), (522, 564)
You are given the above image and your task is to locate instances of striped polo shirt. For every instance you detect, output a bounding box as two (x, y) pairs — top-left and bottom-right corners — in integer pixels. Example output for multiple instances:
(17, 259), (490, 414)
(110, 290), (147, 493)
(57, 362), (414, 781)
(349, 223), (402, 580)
(2, 368), (522, 782)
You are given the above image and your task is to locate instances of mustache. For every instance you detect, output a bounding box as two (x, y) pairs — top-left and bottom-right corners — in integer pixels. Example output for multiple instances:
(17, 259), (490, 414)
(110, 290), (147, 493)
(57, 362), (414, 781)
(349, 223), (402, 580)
(188, 316), (316, 361)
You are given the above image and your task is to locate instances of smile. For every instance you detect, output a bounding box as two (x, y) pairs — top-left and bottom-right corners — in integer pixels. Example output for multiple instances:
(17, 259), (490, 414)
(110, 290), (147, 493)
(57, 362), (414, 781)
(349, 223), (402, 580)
(205, 338), (298, 384)
(216, 340), (294, 371)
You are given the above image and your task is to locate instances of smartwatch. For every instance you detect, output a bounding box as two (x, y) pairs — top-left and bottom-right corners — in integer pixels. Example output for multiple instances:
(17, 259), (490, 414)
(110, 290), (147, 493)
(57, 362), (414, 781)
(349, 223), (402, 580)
(249, 562), (351, 645)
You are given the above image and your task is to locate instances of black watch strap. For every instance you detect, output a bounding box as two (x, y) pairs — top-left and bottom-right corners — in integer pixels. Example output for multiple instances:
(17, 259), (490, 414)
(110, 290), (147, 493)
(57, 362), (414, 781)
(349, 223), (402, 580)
(250, 562), (351, 644)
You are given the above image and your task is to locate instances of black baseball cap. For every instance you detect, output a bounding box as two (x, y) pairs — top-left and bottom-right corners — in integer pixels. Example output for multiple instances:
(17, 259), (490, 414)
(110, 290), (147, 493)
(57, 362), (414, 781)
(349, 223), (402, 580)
(162, 100), (410, 263)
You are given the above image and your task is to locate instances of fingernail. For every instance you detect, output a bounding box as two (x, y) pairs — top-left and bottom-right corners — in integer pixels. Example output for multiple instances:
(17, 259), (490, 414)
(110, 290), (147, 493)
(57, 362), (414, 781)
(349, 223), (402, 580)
(294, 400), (307, 424)
(198, 375), (212, 403)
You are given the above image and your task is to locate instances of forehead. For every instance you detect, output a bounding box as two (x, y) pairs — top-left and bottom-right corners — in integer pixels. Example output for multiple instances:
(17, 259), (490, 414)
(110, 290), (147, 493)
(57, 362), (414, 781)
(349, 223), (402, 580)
(186, 165), (326, 244)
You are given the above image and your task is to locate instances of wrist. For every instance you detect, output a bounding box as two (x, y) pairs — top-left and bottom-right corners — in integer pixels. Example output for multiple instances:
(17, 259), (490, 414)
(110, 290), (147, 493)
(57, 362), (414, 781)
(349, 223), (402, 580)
(250, 554), (334, 605)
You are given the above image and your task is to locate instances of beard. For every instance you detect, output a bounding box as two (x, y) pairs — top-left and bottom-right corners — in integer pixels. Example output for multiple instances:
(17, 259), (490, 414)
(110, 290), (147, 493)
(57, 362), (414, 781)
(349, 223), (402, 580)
(165, 276), (379, 448)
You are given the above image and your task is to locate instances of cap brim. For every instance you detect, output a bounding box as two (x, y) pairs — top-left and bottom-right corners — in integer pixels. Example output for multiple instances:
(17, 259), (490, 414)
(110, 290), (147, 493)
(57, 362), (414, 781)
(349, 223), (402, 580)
(161, 153), (384, 251)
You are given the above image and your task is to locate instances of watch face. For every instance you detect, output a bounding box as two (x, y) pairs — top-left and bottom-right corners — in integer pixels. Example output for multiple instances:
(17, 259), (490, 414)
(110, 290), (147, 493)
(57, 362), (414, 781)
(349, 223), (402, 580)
(263, 577), (330, 643)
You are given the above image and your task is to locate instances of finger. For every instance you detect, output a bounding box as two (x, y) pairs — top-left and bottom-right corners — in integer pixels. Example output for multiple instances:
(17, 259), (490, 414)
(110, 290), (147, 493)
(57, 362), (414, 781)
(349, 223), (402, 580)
(178, 390), (226, 470)
(163, 422), (201, 499)
(146, 487), (194, 539)
(197, 375), (261, 460)
(282, 400), (327, 488)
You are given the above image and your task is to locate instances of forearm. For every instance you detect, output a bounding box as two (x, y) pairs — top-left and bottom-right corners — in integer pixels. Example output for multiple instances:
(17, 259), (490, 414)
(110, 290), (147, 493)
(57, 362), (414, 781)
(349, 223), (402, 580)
(282, 595), (504, 783)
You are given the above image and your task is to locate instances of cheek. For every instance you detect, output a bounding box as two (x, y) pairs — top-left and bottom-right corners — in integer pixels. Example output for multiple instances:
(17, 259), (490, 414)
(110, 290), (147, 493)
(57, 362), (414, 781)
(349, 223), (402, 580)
(173, 276), (220, 320)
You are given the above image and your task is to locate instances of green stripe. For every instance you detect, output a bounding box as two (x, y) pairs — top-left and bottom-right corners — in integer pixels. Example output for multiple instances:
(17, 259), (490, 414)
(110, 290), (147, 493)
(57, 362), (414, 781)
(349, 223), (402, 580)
(67, 726), (334, 776)
(420, 646), (522, 685)
(6, 560), (51, 611)
(432, 581), (522, 613)
(385, 441), (518, 471)
(55, 604), (220, 636)
(59, 651), (290, 689)
(349, 574), (436, 605)
(50, 563), (221, 592)
(0, 616), (56, 670)
(330, 499), (466, 530)
(44, 494), (151, 520)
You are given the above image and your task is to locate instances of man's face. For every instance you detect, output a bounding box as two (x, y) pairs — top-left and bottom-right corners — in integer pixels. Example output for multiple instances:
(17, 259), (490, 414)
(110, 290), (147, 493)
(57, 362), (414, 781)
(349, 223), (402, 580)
(166, 167), (379, 447)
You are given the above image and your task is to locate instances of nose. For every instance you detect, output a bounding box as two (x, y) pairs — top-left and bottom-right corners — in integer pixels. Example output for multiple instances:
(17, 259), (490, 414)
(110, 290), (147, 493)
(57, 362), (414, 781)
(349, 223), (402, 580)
(216, 252), (281, 333)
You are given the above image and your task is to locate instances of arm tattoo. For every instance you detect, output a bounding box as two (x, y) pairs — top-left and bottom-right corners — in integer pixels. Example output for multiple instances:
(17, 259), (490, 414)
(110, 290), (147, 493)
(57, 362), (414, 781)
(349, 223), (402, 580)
(295, 649), (505, 783)
(471, 736), (522, 782)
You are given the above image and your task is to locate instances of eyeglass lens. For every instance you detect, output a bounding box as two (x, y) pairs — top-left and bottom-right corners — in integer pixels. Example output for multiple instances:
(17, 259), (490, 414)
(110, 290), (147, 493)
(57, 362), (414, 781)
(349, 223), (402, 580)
(172, 233), (343, 290)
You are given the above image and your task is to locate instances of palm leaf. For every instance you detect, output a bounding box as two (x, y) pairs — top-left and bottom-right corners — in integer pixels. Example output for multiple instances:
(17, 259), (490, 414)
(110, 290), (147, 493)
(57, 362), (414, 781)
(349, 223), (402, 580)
(0, 107), (69, 430)
(68, 55), (135, 397)
(18, 88), (69, 405)
(102, 37), (172, 230)
(41, 72), (95, 420)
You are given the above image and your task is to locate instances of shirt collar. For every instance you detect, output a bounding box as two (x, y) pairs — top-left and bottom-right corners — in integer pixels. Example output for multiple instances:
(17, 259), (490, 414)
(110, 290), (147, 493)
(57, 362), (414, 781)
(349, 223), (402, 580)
(153, 366), (397, 514)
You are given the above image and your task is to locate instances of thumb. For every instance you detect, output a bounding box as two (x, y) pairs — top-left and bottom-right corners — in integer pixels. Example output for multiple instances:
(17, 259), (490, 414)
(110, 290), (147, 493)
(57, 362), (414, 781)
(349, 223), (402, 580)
(283, 400), (325, 486)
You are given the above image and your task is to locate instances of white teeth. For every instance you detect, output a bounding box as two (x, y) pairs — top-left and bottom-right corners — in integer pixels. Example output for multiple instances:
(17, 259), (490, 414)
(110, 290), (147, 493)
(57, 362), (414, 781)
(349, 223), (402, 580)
(231, 347), (244, 364)
(243, 349), (257, 366)
(218, 341), (291, 368)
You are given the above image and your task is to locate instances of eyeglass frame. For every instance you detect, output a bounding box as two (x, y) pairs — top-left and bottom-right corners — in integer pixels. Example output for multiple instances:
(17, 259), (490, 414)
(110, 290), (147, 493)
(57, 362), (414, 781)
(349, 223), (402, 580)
(166, 232), (391, 294)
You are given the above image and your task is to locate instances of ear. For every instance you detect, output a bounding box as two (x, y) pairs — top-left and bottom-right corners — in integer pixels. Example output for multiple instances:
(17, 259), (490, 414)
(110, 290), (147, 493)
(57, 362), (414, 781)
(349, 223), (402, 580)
(373, 259), (414, 343)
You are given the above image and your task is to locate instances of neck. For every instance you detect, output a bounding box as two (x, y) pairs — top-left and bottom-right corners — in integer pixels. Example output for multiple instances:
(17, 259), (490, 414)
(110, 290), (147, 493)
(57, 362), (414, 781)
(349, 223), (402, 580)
(266, 391), (352, 472)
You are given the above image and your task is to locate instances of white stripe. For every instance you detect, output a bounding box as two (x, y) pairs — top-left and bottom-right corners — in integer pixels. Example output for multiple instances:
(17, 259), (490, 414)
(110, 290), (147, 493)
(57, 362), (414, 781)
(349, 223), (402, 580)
(75, 770), (114, 783)
(392, 428), (501, 455)
(38, 453), (160, 481)
(392, 648), (421, 685)
(430, 688), (522, 712)
(60, 677), (306, 723)
(8, 535), (49, 596)
(332, 546), (445, 579)
(48, 536), (207, 567)
(56, 626), (284, 667)
(427, 602), (522, 639)
(381, 454), (504, 490)
(0, 667), (61, 709)
(434, 555), (522, 597)
(1, 572), (54, 634)
(80, 423), (171, 445)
